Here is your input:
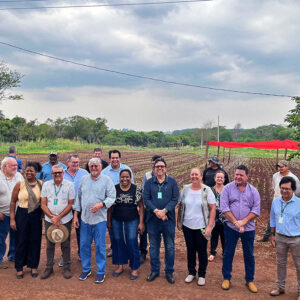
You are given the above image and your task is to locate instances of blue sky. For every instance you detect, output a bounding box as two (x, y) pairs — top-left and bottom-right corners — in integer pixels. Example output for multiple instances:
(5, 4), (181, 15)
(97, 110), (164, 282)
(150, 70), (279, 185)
(1, 0), (299, 131)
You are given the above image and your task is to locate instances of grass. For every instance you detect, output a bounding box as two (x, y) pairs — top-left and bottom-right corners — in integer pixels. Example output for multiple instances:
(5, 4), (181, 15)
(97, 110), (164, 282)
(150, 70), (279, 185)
(0, 139), (298, 159)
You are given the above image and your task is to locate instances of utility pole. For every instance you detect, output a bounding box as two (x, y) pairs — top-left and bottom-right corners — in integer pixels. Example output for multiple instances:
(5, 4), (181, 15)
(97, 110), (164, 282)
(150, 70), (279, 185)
(217, 115), (220, 142)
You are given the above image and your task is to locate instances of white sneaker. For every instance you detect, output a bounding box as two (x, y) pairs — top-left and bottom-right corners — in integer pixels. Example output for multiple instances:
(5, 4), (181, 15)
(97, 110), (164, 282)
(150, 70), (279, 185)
(198, 277), (205, 286)
(185, 274), (195, 283)
(58, 256), (64, 267)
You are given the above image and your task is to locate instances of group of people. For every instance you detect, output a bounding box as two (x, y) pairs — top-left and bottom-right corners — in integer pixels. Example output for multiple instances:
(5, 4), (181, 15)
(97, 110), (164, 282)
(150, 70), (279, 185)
(0, 147), (300, 299)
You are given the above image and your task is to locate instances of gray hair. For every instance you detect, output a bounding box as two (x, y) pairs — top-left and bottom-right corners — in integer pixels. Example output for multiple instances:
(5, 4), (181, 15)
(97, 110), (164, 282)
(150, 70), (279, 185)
(88, 158), (102, 166)
(1, 157), (11, 169)
(8, 146), (17, 154)
(51, 164), (64, 172)
(67, 154), (79, 161)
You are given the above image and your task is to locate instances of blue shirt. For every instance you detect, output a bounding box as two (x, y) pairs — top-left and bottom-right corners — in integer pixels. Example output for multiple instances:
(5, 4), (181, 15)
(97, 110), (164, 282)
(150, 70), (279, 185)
(143, 175), (179, 223)
(101, 163), (134, 185)
(63, 167), (88, 197)
(74, 173), (116, 225)
(270, 194), (300, 237)
(37, 161), (67, 182)
(8, 155), (23, 172)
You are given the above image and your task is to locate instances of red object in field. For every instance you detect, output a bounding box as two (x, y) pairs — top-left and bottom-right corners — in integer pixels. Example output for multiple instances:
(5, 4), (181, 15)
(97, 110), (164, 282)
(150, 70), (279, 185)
(207, 139), (300, 150)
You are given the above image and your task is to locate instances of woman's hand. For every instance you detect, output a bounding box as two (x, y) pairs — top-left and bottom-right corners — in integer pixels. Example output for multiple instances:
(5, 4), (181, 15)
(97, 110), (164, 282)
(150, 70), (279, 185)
(270, 235), (276, 248)
(204, 226), (212, 238)
(10, 219), (17, 231)
(138, 222), (145, 235)
(73, 216), (79, 229)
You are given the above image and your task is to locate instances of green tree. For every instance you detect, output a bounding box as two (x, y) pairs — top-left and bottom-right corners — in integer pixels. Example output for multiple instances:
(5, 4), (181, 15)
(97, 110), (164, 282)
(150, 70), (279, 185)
(0, 62), (23, 101)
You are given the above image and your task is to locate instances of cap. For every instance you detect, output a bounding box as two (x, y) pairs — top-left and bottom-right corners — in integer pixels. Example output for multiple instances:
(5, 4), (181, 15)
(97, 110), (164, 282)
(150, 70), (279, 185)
(208, 156), (219, 165)
(49, 150), (58, 156)
(277, 160), (289, 167)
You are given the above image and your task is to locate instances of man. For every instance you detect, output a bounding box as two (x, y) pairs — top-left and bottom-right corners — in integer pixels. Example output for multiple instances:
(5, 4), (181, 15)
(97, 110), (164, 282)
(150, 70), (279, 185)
(85, 148), (108, 172)
(0, 157), (23, 268)
(143, 157), (179, 284)
(203, 156), (229, 187)
(40, 164), (75, 279)
(38, 150), (67, 182)
(258, 159), (300, 242)
(73, 158), (116, 284)
(220, 165), (260, 293)
(58, 154), (88, 266)
(140, 154), (161, 264)
(101, 149), (134, 257)
(269, 176), (300, 299)
(8, 146), (23, 173)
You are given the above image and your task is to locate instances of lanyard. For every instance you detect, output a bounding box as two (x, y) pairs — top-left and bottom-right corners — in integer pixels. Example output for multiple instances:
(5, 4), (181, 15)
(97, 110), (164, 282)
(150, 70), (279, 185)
(280, 200), (290, 217)
(54, 183), (62, 197)
(158, 183), (165, 192)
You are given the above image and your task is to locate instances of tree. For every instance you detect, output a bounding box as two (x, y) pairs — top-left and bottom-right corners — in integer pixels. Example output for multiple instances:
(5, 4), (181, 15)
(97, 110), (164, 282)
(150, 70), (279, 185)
(285, 96), (300, 159)
(0, 62), (23, 101)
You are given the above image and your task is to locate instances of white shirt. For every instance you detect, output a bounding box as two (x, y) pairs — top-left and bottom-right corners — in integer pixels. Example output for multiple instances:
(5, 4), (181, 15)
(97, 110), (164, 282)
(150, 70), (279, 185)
(183, 188), (216, 230)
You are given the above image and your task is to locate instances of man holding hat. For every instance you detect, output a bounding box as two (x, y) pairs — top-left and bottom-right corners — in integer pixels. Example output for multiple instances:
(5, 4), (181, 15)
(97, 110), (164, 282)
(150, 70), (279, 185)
(38, 151), (66, 182)
(40, 164), (75, 279)
(258, 159), (300, 242)
(203, 156), (229, 187)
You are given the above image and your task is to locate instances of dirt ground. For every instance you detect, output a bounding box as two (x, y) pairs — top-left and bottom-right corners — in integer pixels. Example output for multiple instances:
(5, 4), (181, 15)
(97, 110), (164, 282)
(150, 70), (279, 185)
(0, 151), (299, 299)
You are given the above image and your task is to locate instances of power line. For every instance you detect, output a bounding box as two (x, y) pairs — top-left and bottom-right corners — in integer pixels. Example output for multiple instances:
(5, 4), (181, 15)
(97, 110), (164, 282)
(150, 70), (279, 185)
(0, 0), (211, 10)
(0, 41), (295, 98)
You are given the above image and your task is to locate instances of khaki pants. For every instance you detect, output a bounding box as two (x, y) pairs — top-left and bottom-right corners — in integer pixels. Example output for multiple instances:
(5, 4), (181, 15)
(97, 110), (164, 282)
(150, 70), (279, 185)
(275, 233), (300, 293)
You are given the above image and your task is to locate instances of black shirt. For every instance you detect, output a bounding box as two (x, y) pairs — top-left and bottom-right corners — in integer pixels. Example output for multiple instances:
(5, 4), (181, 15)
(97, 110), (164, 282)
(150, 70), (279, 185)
(112, 184), (142, 222)
(202, 166), (229, 187)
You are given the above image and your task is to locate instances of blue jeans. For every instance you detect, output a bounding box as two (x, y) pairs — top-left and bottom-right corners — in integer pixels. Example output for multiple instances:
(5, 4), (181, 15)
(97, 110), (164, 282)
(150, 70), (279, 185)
(0, 215), (15, 262)
(147, 218), (175, 275)
(222, 225), (255, 283)
(111, 218), (140, 270)
(80, 220), (106, 275)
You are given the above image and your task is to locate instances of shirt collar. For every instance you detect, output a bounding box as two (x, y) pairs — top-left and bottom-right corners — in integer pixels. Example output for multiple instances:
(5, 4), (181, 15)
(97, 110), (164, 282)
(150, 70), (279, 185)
(280, 194), (296, 203)
(153, 175), (168, 184)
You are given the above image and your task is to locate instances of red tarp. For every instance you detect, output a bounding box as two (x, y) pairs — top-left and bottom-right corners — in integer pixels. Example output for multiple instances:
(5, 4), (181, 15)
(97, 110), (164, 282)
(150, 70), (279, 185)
(207, 139), (300, 150)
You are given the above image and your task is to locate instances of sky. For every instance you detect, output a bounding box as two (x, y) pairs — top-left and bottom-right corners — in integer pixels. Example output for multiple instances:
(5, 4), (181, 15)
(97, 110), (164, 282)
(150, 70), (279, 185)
(1, 0), (300, 132)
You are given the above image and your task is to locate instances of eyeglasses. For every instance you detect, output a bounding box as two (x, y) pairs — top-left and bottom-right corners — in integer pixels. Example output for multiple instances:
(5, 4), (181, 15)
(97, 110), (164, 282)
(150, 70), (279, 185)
(280, 187), (292, 191)
(90, 165), (100, 169)
(53, 171), (63, 175)
(155, 165), (166, 169)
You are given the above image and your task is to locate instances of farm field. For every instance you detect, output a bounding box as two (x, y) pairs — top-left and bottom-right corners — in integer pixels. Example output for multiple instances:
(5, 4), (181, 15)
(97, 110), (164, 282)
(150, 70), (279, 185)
(0, 150), (300, 299)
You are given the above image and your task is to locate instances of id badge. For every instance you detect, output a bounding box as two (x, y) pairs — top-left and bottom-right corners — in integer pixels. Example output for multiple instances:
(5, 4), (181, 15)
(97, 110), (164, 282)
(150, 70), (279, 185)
(54, 198), (58, 205)
(278, 216), (283, 224)
(157, 192), (162, 199)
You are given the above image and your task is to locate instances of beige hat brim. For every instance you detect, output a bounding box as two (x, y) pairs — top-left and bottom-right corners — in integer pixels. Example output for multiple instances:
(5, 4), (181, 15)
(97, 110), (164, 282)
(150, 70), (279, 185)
(47, 224), (69, 243)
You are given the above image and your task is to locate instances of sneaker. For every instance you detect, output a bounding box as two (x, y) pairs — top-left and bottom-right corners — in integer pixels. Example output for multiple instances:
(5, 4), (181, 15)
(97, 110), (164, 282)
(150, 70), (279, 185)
(58, 256), (64, 267)
(184, 274), (195, 283)
(198, 277), (205, 286)
(270, 288), (285, 296)
(95, 274), (105, 283)
(78, 271), (91, 281)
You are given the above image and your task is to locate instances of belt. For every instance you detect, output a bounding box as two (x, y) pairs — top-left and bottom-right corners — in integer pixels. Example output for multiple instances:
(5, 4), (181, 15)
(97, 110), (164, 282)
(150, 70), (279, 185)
(277, 233), (300, 238)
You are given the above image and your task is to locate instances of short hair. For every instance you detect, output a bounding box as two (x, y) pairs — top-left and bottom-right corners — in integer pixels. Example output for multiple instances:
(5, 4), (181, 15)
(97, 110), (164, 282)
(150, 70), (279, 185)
(1, 157), (11, 169)
(236, 165), (248, 175)
(154, 157), (167, 167)
(215, 170), (226, 177)
(26, 161), (42, 172)
(8, 146), (17, 154)
(67, 154), (79, 161)
(109, 150), (121, 159)
(279, 176), (296, 191)
(51, 164), (63, 172)
(88, 158), (102, 166)
(151, 155), (161, 162)
(94, 148), (102, 153)
(120, 169), (132, 178)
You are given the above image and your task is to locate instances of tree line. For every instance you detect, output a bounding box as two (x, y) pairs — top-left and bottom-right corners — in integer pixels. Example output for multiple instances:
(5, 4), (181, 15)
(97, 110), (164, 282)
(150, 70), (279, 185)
(0, 113), (294, 147)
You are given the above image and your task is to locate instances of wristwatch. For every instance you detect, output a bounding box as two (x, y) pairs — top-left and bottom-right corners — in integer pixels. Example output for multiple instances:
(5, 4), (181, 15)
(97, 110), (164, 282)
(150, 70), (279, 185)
(163, 208), (168, 214)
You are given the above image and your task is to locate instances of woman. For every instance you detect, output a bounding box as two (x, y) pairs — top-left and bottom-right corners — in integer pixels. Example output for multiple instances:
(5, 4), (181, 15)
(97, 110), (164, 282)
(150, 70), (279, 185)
(10, 162), (43, 279)
(107, 169), (144, 280)
(208, 170), (226, 262)
(177, 168), (216, 286)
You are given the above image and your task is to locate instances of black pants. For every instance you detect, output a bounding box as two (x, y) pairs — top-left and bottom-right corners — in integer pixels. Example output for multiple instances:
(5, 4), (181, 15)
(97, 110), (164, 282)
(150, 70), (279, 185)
(75, 211), (81, 256)
(45, 220), (72, 270)
(182, 225), (208, 277)
(15, 207), (42, 272)
(210, 223), (225, 256)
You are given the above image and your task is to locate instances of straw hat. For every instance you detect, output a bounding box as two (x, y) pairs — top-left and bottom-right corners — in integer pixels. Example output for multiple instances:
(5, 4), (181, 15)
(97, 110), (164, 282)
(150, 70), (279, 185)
(47, 224), (69, 243)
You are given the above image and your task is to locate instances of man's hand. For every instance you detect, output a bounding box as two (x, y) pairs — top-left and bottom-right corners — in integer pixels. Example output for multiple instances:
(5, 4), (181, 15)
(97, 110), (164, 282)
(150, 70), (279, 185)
(73, 216), (79, 229)
(155, 209), (166, 219)
(91, 203), (103, 213)
(10, 219), (17, 231)
(270, 234), (276, 248)
(239, 226), (245, 233)
(0, 212), (5, 221)
(234, 220), (245, 229)
(51, 215), (61, 226)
